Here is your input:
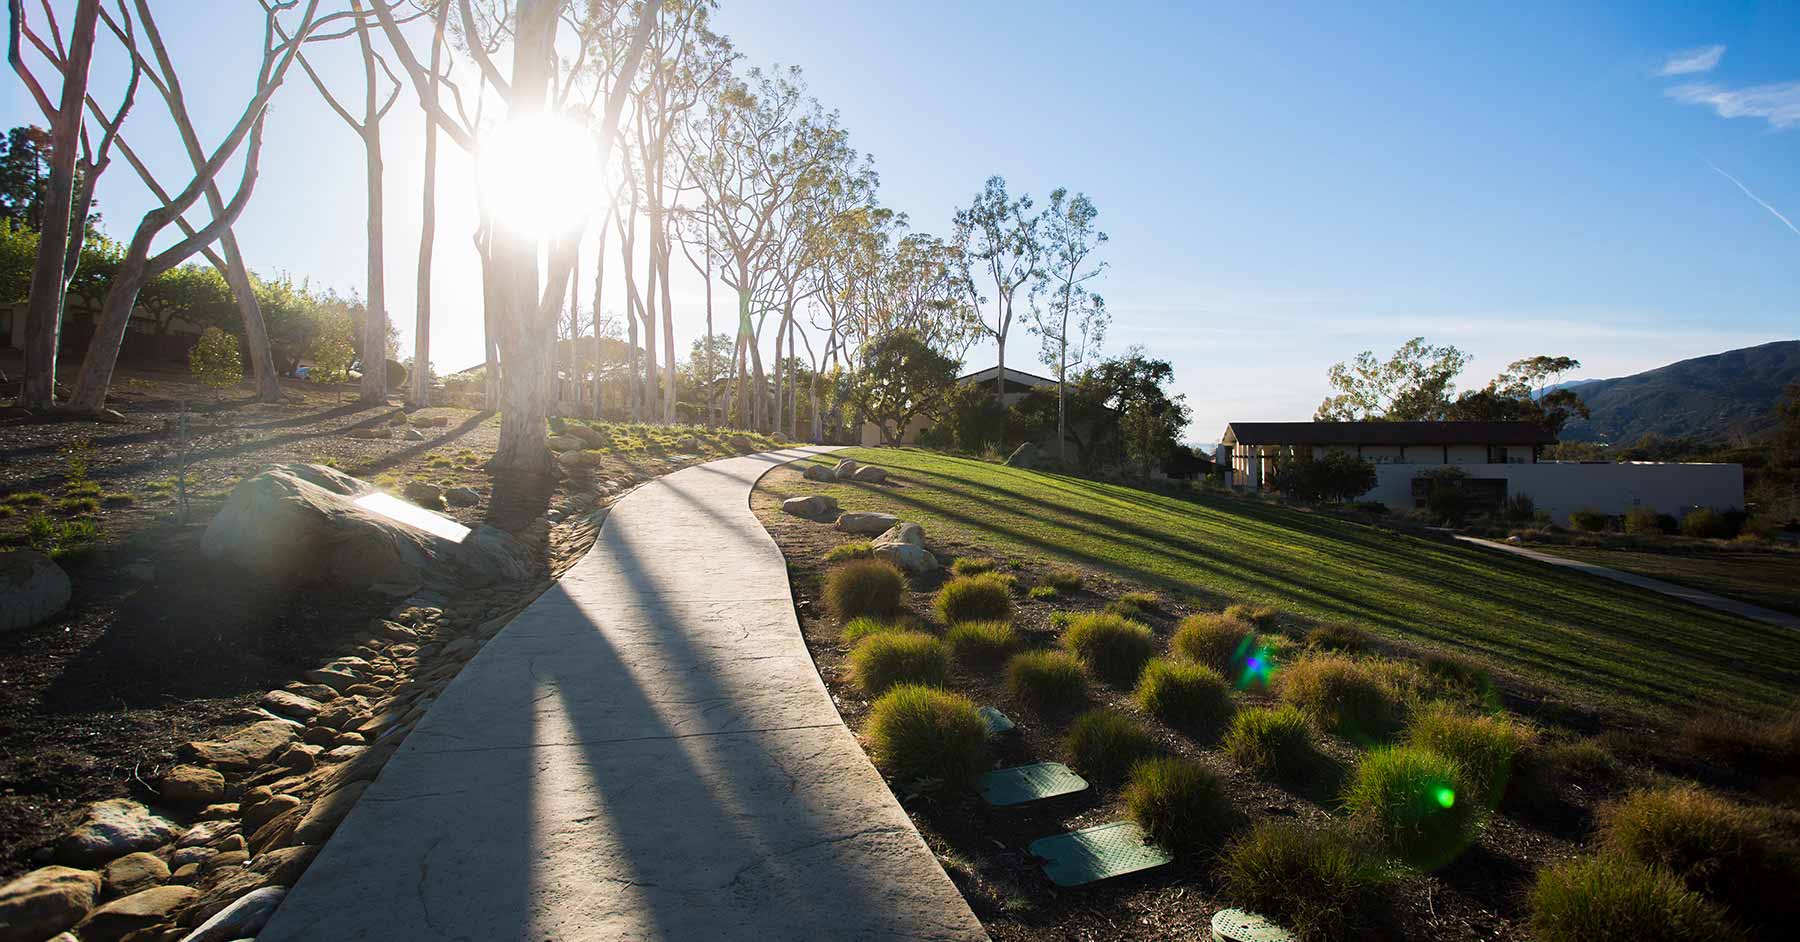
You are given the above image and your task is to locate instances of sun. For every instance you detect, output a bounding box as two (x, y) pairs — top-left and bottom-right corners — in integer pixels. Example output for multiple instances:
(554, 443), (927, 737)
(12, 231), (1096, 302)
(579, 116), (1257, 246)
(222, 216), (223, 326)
(476, 111), (606, 239)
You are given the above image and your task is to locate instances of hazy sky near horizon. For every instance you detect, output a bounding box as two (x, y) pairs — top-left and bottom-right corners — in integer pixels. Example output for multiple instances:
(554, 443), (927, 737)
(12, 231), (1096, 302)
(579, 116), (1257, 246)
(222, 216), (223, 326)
(5, 1), (1797, 440)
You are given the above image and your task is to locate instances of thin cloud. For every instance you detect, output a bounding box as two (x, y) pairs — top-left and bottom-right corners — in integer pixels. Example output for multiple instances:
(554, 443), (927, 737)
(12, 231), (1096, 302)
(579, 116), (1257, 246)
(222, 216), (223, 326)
(1658, 44), (1725, 76)
(1668, 81), (1800, 129)
(1706, 161), (1800, 238)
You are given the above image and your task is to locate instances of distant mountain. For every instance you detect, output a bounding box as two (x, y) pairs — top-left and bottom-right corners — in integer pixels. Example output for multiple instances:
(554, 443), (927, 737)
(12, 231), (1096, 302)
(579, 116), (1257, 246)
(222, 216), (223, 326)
(1557, 340), (1800, 443)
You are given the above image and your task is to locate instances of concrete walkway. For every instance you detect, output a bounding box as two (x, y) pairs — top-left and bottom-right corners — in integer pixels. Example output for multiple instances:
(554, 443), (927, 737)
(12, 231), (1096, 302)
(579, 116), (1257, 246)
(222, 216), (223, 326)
(1455, 535), (1800, 630)
(261, 448), (987, 941)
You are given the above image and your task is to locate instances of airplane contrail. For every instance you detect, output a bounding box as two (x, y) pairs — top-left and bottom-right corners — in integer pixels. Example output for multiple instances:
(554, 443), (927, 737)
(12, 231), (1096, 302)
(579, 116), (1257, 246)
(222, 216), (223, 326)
(1707, 160), (1800, 238)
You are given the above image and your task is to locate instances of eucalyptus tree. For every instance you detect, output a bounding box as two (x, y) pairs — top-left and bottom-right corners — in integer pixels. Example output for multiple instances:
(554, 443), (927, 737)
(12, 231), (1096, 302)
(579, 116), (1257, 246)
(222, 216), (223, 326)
(874, 232), (982, 360)
(411, 0), (452, 405)
(951, 175), (1041, 402)
(1030, 187), (1108, 462)
(66, 0), (324, 413)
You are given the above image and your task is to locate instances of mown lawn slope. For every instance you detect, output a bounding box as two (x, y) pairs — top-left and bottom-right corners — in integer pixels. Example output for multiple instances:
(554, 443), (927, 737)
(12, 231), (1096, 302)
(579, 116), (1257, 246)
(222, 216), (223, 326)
(779, 448), (1800, 722)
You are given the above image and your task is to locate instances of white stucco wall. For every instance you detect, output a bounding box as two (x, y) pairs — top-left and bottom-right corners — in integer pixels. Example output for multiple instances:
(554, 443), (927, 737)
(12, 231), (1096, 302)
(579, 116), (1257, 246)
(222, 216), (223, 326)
(1363, 461), (1744, 522)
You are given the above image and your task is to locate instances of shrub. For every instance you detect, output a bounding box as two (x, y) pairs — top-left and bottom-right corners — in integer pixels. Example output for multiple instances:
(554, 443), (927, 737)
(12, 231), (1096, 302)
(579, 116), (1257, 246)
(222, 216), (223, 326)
(1528, 855), (1740, 942)
(849, 632), (950, 695)
(1270, 450), (1379, 504)
(1064, 709), (1159, 784)
(1113, 590), (1160, 614)
(1172, 613), (1253, 673)
(950, 556), (995, 576)
(1680, 508), (1737, 540)
(1125, 757), (1237, 853)
(56, 496), (100, 515)
(1135, 658), (1235, 739)
(1599, 784), (1798, 927)
(1006, 651), (1088, 712)
(1225, 706), (1314, 778)
(1342, 745), (1482, 868)
(1040, 567), (1085, 593)
(944, 621), (1018, 670)
(1419, 651), (1494, 699)
(823, 559), (906, 619)
(1623, 507), (1672, 535)
(1027, 584), (1058, 600)
(1060, 612), (1155, 686)
(189, 327), (244, 388)
(1279, 654), (1402, 743)
(1224, 603), (1279, 629)
(1307, 621), (1370, 653)
(1678, 711), (1800, 775)
(825, 542), (872, 563)
(933, 573), (1014, 624)
(4, 491), (50, 506)
(841, 616), (912, 644)
(1047, 610), (1076, 630)
(1569, 508), (1609, 532)
(1221, 821), (1392, 941)
(865, 684), (989, 794)
(1405, 703), (1535, 804)
(61, 480), (101, 498)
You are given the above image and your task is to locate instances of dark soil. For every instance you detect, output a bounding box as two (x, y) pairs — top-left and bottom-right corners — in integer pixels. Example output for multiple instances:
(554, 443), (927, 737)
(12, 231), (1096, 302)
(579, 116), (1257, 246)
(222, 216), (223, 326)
(752, 460), (1625, 942)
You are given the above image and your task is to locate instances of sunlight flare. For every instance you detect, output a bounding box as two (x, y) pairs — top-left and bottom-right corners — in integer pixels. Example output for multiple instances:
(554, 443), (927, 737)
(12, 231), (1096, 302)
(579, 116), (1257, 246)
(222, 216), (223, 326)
(477, 111), (607, 239)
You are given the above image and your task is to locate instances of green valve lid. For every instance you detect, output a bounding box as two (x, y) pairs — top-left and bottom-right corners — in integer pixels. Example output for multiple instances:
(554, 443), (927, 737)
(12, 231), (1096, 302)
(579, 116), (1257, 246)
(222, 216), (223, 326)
(978, 706), (1015, 736)
(1211, 908), (1295, 942)
(978, 762), (1088, 807)
(1028, 821), (1171, 886)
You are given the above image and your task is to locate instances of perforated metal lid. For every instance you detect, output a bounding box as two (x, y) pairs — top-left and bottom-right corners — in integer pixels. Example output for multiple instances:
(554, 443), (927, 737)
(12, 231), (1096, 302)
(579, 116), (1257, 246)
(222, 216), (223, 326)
(978, 706), (1015, 736)
(1211, 908), (1295, 942)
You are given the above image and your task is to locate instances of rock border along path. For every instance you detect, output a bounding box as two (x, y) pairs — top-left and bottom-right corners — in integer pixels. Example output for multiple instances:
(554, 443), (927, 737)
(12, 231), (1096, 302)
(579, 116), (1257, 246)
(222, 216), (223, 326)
(260, 448), (987, 941)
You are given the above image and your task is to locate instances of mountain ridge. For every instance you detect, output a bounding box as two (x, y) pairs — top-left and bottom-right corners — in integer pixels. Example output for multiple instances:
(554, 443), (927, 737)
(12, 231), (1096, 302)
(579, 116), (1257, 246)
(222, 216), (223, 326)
(1557, 339), (1799, 443)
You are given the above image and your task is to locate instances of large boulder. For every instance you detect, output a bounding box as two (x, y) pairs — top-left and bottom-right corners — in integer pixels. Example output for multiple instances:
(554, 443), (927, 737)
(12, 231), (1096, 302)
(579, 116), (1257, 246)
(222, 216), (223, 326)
(201, 463), (532, 590)
(182, 721), (298, 774)
(781, 496), (838, 520)
(100, 852), (169, 897)
(831, 458), (860, 481)
(545, 434), (585, 453)
(872, 542), (939, 574)
(74, 885), (197, 942)
(0, 865), (101, 942)
(850, 465), (888, 483)
(55, 800), (180, 867)
(1004, 442), (1038, 468)
(801, 464), (834, 482)
(835, 511), (899, 535)
(872, 522), (924, 548)
(159, 765), (226, 805)
(1, 549), (71, 634)
(562, 424), (604, 447)
(180, 886), (286, 942)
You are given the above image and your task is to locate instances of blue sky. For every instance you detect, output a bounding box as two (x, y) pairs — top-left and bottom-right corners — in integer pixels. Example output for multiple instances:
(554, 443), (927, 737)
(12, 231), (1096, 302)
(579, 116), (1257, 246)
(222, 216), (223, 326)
(6, 1), (1797, 440)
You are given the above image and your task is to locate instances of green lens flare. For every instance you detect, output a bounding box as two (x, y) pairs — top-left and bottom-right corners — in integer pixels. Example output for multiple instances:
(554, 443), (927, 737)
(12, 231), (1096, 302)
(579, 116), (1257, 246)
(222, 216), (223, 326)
(1434, 787), (1456, 809)
(1235, 640), (1278, 690)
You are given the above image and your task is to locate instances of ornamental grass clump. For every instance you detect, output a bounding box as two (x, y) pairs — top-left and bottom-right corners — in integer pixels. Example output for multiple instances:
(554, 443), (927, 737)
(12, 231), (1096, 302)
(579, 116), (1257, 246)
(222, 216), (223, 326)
(1125, 756), (1238, 853)
(1221, 821), (1393, 942)
(1172, 612), (1254, 674)
(1598, 784), (1799, 930)
(1279, 653), (1403, 743)
(1060, 612), (1155, 687)
(951, 556), (996, 576)
(824, 559), (906, 619)
(1528, 855), (1740, 942)
(1064, 709), (1160, 784)
(944, 621), (1018, 670)
(1040, 567), (1085, 593)
(1224, 705), (1315, 778)
(933, 573), (1015, 624)
(1307, 621), (1371, 653)
(849, 631), (950, 695)
(1134, 658), (1235, 740)
(841, 616), (915, 644)
(1224, 603), (1280, 630)
(1342, 745), (1483, 869)
(865, 684), (989, 795)
(1006, 651), (1089, 713)
(1405, 703), (1536, 805)
(825, 542), (873, 562)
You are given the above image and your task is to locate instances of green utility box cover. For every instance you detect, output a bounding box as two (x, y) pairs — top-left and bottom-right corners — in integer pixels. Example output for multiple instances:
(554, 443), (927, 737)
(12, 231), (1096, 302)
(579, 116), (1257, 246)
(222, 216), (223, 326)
(978, 762), (1088, 807)
(978, 706), (1015, 736)
(1211, 908), (1296, 942)
(1028, 821), (1171, 886)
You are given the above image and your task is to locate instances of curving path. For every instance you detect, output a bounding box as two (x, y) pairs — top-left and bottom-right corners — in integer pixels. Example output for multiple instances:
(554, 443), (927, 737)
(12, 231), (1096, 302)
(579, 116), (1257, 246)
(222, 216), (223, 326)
(261, 447), (987, 941)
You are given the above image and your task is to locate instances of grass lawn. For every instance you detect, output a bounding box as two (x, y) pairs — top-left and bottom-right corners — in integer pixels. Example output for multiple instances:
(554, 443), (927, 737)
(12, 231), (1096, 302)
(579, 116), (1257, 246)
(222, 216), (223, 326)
(1524, 544), (1800, 617)
(779, 448), (1800, 723)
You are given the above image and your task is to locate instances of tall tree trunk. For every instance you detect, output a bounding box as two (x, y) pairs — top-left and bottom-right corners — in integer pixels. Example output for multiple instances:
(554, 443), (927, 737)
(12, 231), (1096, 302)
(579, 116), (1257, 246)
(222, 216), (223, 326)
(18, 0), (100, 409)
(788, 311), (798, 440)
(658, 227), (675, 423)
(410, 1), (447, 407)
(702, 221), (715, 425)
(589, 216), (608, 418)
(772, 310), (786, 435)
(639, 219), (659, 422)
(476, 224), (499, 410)
(358, 116), (387, 402)
(215, 235), (280, 401)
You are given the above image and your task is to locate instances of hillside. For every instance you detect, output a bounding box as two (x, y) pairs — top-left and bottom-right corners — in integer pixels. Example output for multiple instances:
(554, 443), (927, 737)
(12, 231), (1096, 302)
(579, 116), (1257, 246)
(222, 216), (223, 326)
(1558, 339), (1799, 442)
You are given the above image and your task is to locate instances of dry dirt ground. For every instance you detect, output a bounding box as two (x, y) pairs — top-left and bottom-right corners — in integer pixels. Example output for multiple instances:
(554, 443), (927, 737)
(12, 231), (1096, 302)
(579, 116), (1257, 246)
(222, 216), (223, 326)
(0, 363), (775, 882)
(752, 459), (1658, 942)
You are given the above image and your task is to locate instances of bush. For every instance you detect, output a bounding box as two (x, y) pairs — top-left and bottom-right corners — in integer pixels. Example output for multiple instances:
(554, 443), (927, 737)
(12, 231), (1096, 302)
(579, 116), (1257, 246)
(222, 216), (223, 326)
(1172, 613), (1253, 673)
(1060, 612), (1155, 686)
(1225, 706), (1314, 778)
(1528, 855), (1740, 942)
(849, 631), (949, 695)
(944, 621), (1018, 670)
(1599, 784), (1799, 927)
(1678, 711), (1800, 775)
(825, 542), (872, 563)
(1569, 508), (1609, 532)
(56, 496), (100, 515)
(1279, 654), (1402, 743)
(824, 559), (906, 619)
(1270, 451), (1379, 504)
(1680, 508), (1737, 539)
(1342, 745), (1482, 868)
(1623, 507), (1672, 535)
(933, 573), (1014, 624)
(1112, 590), (1160, 615)
(1040, 567), (1085, 593)
(1027, 584), (1058, 600)
(950, 556), (995, 576)
(1064, 709), (1160, 784)
(1419, 651), (1494, 699)
(1307, 622), (1370, 653)
(1135, 658), (1235, 739)
(189, 327), (244, 388)
(841, 616), (912, 644)
(865, 684), (989, 794)
(1006, 651), (1088, 712)
(1125, 756), (1237, 853)
(1221, 821), (1392, 941)
(1405, 703), (1535, 804)
(1224, 603), (1279, 629)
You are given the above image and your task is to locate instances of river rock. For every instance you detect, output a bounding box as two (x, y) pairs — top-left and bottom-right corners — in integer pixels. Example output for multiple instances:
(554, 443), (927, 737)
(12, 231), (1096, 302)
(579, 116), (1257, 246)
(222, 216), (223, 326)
(402, 482), (444, 507)
(850, 465), (888, 483)
(292, 782), (368, 845)
(241, 795), (302, 836)
(55, 800), (180, 867)
(0, 865), (101, 942)
(345, 426), (388, 440)
(563, 424), (603, 447)
(257, 690), (323, 723)
(178, 886), (286, 942)
(444, 486), (481, 508)
(0, 549), (71, 634)
(872, 542), (939, 574)
(802, 464), (833, 482)
(101, 852), (169, 897)
(182, 721), (297, 774)
(74, 885), (197, 942)
(835, 511), (899, 535)
(159, 765), (225, 806)
(831, 458), (859, 481)
(781, 495), (838, 519)
(200, 463), (533, 590)
(546, 434), (585, 452)
(402, 427), (427, 441)
(556, 449), (601, 468)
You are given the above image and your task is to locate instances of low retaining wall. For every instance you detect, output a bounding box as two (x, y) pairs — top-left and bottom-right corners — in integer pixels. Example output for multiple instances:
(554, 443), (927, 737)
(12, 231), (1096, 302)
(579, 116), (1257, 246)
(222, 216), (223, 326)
(1364, 461), (1744, 522)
